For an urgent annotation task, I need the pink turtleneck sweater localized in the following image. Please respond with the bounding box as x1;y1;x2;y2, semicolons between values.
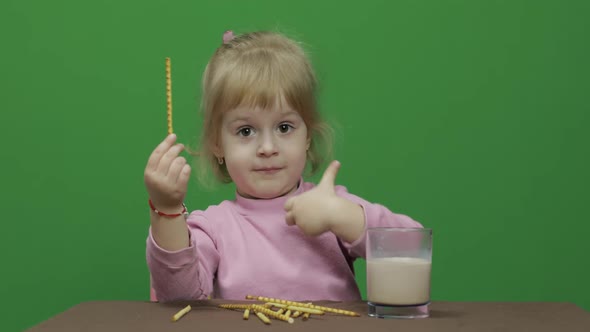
146;181;422;302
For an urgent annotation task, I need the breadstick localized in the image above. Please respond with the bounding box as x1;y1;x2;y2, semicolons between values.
255;312;271;325
171;305;191;322
302;302;312;320
219;304;252;310
273;302;318;316
243;308;250;320
287;305;324;315
246;295;361;317
165;57;173;135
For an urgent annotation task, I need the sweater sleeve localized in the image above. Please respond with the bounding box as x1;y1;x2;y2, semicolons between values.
145;211;220;302
334;185;423;258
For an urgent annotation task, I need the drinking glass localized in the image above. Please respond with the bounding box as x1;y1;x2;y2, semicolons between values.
366;227;432;318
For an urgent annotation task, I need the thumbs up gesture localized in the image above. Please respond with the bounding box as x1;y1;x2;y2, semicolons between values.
284;161;364;239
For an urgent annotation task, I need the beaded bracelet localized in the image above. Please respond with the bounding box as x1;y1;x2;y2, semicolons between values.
148;199;187;217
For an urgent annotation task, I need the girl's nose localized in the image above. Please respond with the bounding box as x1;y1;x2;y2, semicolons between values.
257;132;279;157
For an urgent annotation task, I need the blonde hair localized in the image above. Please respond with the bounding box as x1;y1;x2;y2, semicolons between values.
194;31;332;186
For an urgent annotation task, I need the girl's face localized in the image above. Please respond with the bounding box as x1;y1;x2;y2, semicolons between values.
218;99;310;199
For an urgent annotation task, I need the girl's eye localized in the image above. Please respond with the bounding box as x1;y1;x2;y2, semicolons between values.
238;127;253;137
278;123;293;133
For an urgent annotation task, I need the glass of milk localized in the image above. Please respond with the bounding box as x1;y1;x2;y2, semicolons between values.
366;227;432;318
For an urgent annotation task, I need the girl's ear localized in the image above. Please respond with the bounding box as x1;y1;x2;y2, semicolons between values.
212;146;224;158
306;137;311;151
211;142;224;158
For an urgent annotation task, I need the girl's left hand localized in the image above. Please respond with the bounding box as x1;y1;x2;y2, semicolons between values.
284;161;352;236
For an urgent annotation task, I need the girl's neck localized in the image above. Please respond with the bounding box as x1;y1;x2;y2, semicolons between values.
236;182;299;200
233;178;305;214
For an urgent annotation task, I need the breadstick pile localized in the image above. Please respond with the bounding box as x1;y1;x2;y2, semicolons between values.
170;295;362;324
217;295;361;325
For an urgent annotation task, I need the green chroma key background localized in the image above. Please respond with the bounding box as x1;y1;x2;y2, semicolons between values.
1;0;588;330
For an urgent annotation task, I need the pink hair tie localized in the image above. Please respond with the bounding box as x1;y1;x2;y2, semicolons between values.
223;30;235;44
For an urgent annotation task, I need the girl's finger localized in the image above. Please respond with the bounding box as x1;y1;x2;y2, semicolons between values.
156;143;184;174
284;197;295;212
167;156;187;180
285;211;296;226
177;164;192;188
146;134;176;172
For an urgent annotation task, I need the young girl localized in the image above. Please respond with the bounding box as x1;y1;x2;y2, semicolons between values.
144;30;422;302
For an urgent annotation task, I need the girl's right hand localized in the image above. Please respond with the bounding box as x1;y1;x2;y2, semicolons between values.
144;134;191;213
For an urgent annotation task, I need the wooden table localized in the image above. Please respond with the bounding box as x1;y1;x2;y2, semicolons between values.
26;300;590;331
